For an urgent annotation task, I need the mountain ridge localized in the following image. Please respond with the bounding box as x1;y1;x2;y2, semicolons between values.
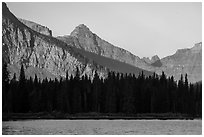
59;24;155;72
2;2;107;79
2;2;202;83
59;23;202;83
18;18;52;36
2;3;152;80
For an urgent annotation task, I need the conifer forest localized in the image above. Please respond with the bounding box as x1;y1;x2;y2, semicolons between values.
2;63;202;117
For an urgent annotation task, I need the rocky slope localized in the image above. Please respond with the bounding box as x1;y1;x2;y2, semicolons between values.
2;3;105;80
58;24;202;83
57;24;154;72
58;24;201;83
158;42;202;83
18;18;52;36
2;3;151;80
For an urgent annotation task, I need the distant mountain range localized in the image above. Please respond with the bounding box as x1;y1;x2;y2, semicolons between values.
2;2;202;83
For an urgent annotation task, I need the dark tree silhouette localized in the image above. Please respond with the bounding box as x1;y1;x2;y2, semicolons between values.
2;65;202;118
2;61;10;112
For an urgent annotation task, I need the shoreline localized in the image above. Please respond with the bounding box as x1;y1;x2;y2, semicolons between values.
3;112;201;121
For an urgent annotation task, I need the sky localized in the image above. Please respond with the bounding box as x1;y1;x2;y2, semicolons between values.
6;2;202;58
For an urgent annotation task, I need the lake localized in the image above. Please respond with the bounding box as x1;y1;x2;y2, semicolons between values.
2;119;202;135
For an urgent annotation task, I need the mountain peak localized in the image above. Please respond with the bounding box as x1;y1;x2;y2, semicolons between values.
151;55;160;62
77;24;89;29
142;55;160;64
2;2;8;10
70;24;91;37
150;55;161;67
75;24;90;32
191;42;202;52
2;2;11;17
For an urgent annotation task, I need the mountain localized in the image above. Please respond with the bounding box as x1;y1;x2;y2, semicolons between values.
157;42;202;83
141;43;202;83
151;60;162;67
2;3;201;83
142;57;152;64
18;18;52;36
2;3;104;79
151;55;160;63
58;24;201;83
2;3;152;80
142;55;161;67
58;23;202;83
149;55;162;67
57;24;155;72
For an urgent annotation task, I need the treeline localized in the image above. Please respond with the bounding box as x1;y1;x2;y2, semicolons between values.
2;63;202;117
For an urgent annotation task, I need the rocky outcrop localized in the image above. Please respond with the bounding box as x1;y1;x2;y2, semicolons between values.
151;55;160;63
150;55;162;67
142;55;161;66
18;18;52;36
142;57;151;64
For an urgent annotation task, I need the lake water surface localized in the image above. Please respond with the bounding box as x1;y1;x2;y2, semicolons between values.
2;119;202;135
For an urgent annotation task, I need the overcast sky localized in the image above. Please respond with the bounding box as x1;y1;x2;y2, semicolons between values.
7;2;202;58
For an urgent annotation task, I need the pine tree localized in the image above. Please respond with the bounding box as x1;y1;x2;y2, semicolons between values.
19;64;26;85
2;61;10;112
92;70;101;112
19;64;29;112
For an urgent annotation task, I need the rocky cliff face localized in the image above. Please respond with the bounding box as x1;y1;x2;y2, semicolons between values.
2;3;152;80
2;3;108;80
18;18;52;36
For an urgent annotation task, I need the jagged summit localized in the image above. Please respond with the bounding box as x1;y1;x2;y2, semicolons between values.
74;24;90;32
151;55;160;63
142;55;160;64
77;24;89;29
70;24;91;37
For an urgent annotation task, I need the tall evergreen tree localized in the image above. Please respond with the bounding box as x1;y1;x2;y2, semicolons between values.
2;61;10;113
19;64;29;112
